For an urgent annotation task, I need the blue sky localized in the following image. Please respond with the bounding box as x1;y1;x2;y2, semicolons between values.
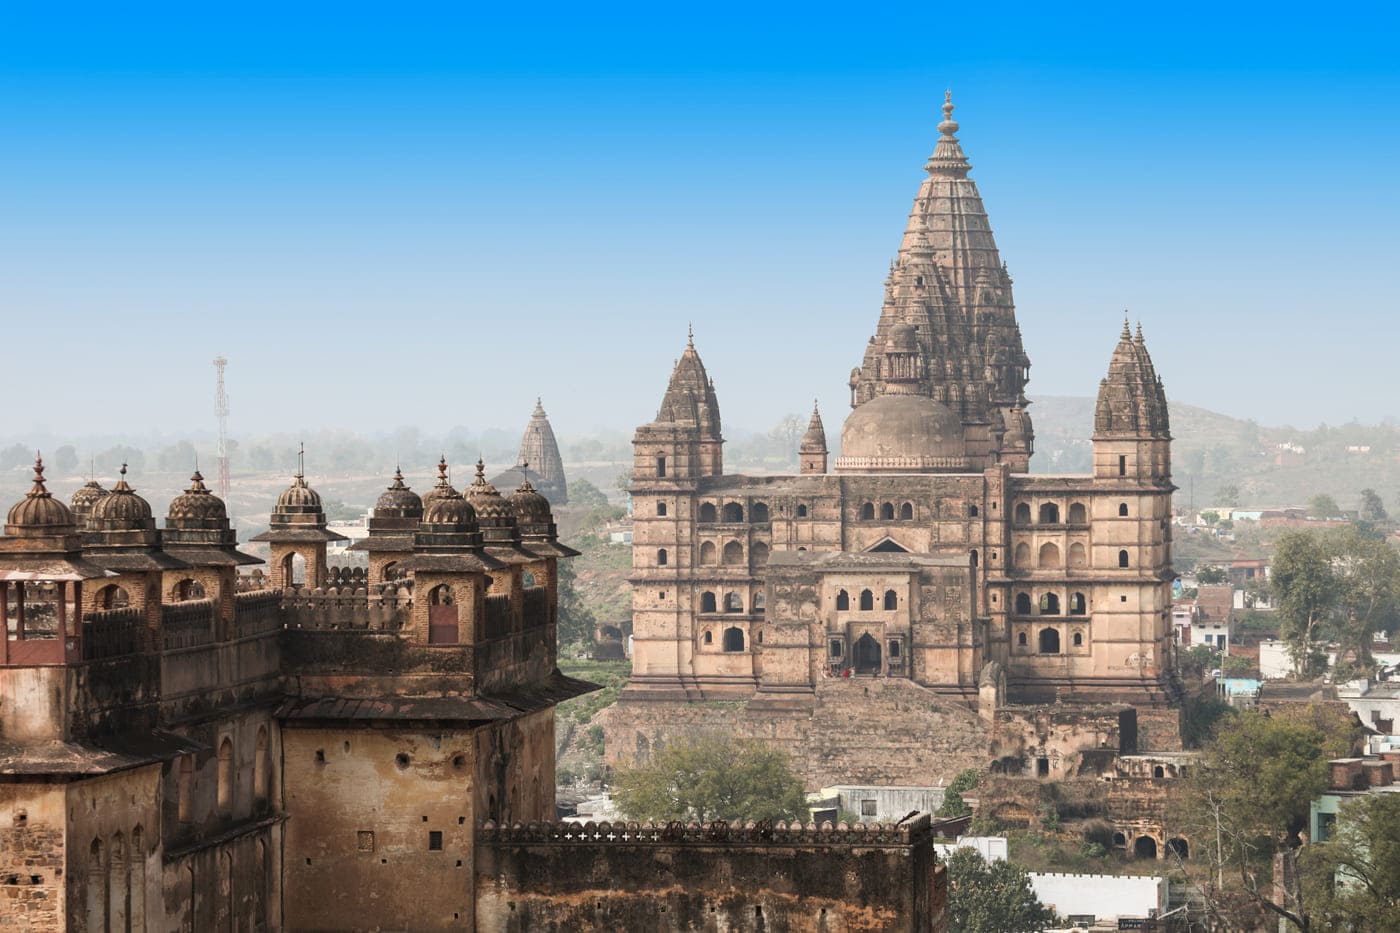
1;3;1397;442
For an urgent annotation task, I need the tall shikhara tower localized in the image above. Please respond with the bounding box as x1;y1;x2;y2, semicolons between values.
849;92;1033;471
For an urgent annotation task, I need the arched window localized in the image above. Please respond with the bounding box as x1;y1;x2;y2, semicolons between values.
1068;502;1087;524
177;755;193;822
1072;632;1083;647
97;584;130;609
130;826;145;930
217;737;234;812
700;592;717;613
1119;502;1129;517
173;578;206;601
860;502;875;520
1118;455;1127;477
900;502;914;520
1068;542;1087;568
1134;836;1157;859
699;502;717;523
87;839;106;933
796;504;809;518
1017;632;1027;647
657;548;668;566
283;551;307;587
1119;549;1130;568
752;503;770;523
656;455;667;478
836;590;850;611
254;726;269;802
883;590;897;610
751;542;770;567
523;570;537;587
699;541;717;565
722;502;744;522
756;628;763;644
1039;628;1061;654
753;593;765;613
970;549;979;568
1167;838;1189;860
722;627;745;652
970;504;979;517
1039;593;1061;615
1014;542;1031;567
880;502;896;520
657;502;667;516
859;589;874;611
1038;503;1060;524
1013;503;1032;525
724;592;743;613
1015;592;1032;615
722;541;744;566
1069;592;1087;615
703;630;713;644
1038;542;1061;569
109;832;128;933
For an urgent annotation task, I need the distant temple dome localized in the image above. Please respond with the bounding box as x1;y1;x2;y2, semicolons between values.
836;393;968;473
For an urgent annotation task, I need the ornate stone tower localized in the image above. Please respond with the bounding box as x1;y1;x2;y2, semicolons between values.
250;455;347;589
799;401;828;475
514;399;569;504
349;466;423;584
848;92;1033;471
1094;320;1172;485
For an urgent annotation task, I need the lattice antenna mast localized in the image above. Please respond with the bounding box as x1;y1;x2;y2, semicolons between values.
213;356;231;501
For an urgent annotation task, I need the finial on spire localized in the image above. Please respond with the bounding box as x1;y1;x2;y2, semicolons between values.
437;455;448;483
475;457;486;481
1135;321;1145;342
1121;312;1132;339
522;459;530;472
687;322;694;347
120;462;127;478
296;442;305;478
939;90;958;136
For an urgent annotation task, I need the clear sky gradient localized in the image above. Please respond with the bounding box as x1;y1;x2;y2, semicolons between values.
2;3;1397;445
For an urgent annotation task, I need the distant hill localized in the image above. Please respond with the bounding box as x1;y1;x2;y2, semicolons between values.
1031;395;1400;515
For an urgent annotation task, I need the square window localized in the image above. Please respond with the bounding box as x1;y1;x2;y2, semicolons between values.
428;831;443;851
357;831;375;852
860;799;877;817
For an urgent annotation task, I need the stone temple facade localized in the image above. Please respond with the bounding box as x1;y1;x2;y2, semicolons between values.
608;96;1180;783
1;454;945;931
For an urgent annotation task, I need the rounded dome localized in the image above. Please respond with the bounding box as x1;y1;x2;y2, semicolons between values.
838;393;966;468
90;466;153;528
421;492;477;530
509;477;552;524
375;468;423;518
70;480;108;512
276;473;322;510
466;459;515;523
167;470;228;522
5;456;74;533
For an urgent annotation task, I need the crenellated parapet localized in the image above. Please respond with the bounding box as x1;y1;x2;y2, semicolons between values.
279;583;412;631
479;814;932;846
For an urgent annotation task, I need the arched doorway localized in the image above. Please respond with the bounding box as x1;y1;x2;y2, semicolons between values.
428;584;458;645
1166;837;1189;860
1134;836;1158;859
1038;628;1061;654
854;633;881;674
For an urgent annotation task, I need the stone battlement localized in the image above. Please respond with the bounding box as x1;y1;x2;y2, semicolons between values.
479;814;931;846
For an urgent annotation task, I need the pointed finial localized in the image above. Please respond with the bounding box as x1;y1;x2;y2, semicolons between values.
437;454;448;483
687;322;694;347
120;462;127;478
939;90;958;136
1135;320;1145;342
475;457;486;481
32;452;45;486
1121;312;1132;339
813;398;820;413
522;459;530;472
296;442;305;478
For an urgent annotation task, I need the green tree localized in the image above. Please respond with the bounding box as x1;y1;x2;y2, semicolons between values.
1302;793;1400;931
1326;524;1400;667
569;479;610;509
51;445;79;474
613;734;807;824
1272;530;1340;675
936;769;980;818
1173;707;1359;930
1196;564;1229;585
556;558;596;646
1309;493;1341;517
945;848;1057;933
1214;484;1241;503
1358;488;1388;523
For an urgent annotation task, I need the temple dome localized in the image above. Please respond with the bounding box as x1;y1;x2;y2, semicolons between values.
70;480;108;514
375;468;423;518
90;466;154;529
509;474;553;524
5;456;75;534
421;492;477;530
167;471;228;522
466;459;515;523
836;393;967;472
276;473;322;511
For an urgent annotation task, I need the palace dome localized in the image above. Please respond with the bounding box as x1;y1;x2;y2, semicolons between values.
90;466;154;529
6;456;74;534
167;470;228;522
836;393;967;472
375;468;423;518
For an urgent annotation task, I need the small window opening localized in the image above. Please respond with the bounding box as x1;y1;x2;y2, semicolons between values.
657;502;667;516
1037;757;1050;777
796;504;808;518
428;831;443;851
859;589;874;611
1118;549;1130;568
836;590;849;611
883;590;897;610
657;548;668;566
1118;455;1126;476
656;455;667;478
1119;502;1129;517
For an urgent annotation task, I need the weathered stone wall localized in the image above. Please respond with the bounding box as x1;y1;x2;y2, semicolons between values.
0;783;65;931
281;727;477;932
603;677;989;790
475;817;946;933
